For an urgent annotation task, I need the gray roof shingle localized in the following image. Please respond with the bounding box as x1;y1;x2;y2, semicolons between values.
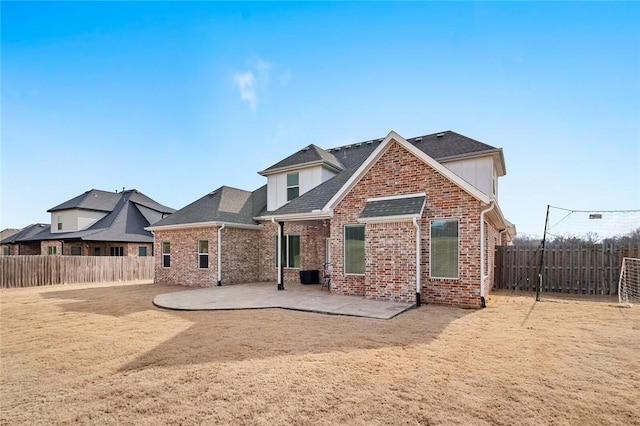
260;144;344;175
360;196;426;219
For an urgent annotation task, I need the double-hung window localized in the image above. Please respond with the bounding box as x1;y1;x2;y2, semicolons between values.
198;240;209;269
110;246;124;256
162;241;171;268
430;219;459;279
344;225;365;274
287;172;299;201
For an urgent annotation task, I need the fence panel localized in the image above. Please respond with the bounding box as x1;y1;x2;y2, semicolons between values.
0;256;155;288
494;243;640;295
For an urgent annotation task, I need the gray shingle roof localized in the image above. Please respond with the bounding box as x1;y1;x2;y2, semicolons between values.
260;144;344;175
150;185;267;228
267;130;500;217
360;196;426;219
12;190;175;244
0;224;50;244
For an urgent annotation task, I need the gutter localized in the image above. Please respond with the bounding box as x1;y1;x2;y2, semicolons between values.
412;217;421;307
217;224;225;286
479;201;496;308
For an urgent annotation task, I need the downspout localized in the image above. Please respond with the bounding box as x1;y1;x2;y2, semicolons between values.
479;201;495;308
271;218;284;290
412;217;421;307
217;224;225;286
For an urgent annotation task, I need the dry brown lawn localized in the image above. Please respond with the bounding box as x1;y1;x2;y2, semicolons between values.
1;281;638;425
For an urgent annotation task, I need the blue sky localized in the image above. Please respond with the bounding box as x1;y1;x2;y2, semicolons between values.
2;1;639;237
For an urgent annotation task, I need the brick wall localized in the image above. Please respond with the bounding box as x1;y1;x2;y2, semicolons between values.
41;241;62;256
220;227;261;284
153;227;219;287
331;140;488;308
365;222;416;302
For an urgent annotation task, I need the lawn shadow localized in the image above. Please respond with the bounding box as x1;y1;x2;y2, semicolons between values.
37;281;474;372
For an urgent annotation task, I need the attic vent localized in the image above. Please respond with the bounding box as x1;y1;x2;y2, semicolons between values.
355;143;362;147
366;141;373;145
345;145;351;149
377;138;383;143
334;147;341;151
436;133;445;138
415;137;422;142
302;147;309;151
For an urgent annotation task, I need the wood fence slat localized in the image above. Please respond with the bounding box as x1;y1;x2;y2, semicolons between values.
494;243;640;295
0;256;154;288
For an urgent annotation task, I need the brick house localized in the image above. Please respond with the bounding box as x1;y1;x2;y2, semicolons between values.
1;189;175;257
148;130;515;308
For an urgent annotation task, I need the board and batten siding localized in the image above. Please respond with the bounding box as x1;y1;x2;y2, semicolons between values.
266;165;337;211
443;157;497;199
51;209;107;233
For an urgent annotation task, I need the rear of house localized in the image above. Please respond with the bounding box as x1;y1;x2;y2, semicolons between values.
148;130;515;308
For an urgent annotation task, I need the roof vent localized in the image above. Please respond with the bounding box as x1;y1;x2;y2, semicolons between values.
302;147;309;151
436;133;445;138
366;141;373;145
345;145;351;149
355;143;362;147
415;137;422;142
334;147;341;151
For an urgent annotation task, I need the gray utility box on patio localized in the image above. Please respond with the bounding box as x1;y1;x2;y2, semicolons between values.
299;270;320;285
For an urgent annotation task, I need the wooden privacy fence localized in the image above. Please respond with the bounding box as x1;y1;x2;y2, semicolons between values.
0;256;155;288
494;243;640;295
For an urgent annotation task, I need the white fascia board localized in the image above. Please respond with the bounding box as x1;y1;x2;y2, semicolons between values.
254;211;332;222
357;214;420;224
145;221;263;232
325;131;491;210
366;192;426;202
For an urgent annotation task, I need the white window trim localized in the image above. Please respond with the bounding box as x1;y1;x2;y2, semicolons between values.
429;218;461;280
198;240;209;269
344;224;365;276
286;172;300;202
162;241;171;268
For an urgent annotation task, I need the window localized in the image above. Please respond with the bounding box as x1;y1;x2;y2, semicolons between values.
71;246;82;256
430;219;459;279
162;242;170;268
198;240;209;269
275;235;300;268
287;172;299;201
3;247;9;255
138;246;147;257
57;215;62;231
344;225;365;274
47;246;57;255
94;247;101;256
110;246;124;256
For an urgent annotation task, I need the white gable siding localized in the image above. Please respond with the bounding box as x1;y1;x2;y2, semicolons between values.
266;165;337;211
51;209;107;233
443;157;496;199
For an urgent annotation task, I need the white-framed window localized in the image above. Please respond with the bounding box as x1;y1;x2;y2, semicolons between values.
430;219;459;279
162;241;170;268
344;225;365;275
287;172;299;201
198;240;209;269
275;235;300;268
47;246;57;255
57;215;62;231
110;246;124;256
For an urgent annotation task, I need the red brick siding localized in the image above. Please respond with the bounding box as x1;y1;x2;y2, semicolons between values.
365;222;416;302
332;140;488;308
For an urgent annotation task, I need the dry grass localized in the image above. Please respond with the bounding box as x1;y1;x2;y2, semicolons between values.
1;281;638;425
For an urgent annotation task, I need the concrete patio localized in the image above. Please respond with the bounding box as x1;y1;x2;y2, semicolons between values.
153;282;414;320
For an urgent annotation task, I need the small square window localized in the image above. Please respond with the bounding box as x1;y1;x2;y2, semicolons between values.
138;247;147;257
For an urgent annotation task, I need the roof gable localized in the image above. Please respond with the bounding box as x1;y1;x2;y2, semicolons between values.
259;144;344;176
325;131;491;212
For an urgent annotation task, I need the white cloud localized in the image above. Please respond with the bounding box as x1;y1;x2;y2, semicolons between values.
233;71;257;111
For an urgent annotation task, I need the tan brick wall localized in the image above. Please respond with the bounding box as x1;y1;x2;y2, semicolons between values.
331;140;489;308
153;227;219;287
41;241;62;256
220;227;261;284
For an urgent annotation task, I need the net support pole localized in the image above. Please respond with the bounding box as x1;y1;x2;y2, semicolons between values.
536;205;550;301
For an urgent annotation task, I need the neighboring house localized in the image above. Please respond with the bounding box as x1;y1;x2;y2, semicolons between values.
1;189;175;257
147;130;516;308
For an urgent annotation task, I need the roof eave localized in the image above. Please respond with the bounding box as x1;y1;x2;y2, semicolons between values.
145;221;263;232
254;211;332;222
258;160;343;177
